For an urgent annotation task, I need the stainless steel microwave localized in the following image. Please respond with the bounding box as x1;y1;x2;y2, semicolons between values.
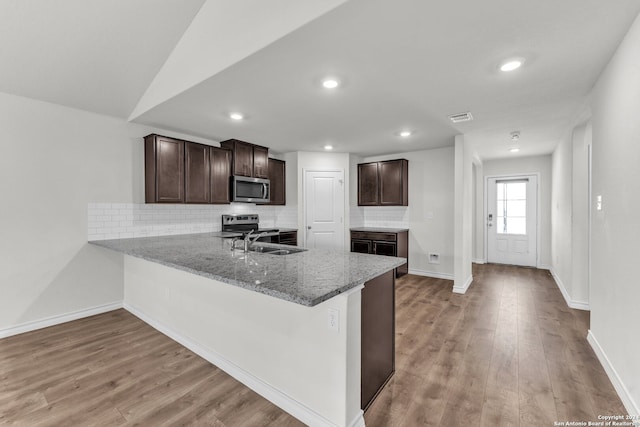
232;175;270;203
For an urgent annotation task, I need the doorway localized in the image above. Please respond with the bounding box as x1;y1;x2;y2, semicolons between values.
303;169;345;250
486;175;538;267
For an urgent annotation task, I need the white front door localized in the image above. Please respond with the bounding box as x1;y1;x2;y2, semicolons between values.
304;170;345;250
487;175;537;267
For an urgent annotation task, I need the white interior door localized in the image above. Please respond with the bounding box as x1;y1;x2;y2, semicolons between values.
304;170;344;250
487;175;537;267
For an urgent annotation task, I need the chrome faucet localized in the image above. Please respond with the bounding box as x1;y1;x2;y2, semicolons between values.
231;230;269;253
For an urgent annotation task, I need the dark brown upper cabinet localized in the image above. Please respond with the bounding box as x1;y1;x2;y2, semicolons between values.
253;146;269;179
145;134;184;203
144;134;233;205
358;162;379;205
220;139;269;178
265;158;286;205
357;159;408;206
185;142;211;204
210;147;232;204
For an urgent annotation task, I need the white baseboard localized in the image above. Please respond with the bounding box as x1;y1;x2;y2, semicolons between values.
549;268;590;311
538;263;551;270
452;274;473;294
124;302;349;427
408;269;454;280
587;330;639;416
472;258;486;264
348;411;365;427
0;301;123;339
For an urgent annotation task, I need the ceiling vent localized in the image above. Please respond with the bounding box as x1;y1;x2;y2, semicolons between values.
448;112;474;123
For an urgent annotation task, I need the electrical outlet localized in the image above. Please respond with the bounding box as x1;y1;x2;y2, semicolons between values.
429;253;440;264
328;308;340;332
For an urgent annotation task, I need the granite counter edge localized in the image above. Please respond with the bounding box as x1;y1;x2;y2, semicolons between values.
89;240;404;307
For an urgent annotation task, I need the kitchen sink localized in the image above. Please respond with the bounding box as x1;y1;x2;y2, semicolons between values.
250;246;307;255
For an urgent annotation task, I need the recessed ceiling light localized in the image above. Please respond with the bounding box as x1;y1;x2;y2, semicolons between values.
324;144;334;150
399;130;412;137
500;58;525;72
509;148;520;153
229;112;244;120
322;79;339;89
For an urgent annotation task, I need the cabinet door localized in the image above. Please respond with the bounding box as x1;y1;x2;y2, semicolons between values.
379;159;408;206
253;146;269;179
351;239;372;254
146;135;184;203
210;147;231;204
372;240;397;257
361;270;395;410
233;141;254;177
267;158;285;205
185;142;210;204
396;230;408;276
358;162;379;206
278;231;297;246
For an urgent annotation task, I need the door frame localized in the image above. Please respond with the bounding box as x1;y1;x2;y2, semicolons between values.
484;173;541;268
302;168;346;249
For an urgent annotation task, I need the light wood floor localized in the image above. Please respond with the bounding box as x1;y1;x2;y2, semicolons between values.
0;310;304;426
365;263;626;427
0;264;625;426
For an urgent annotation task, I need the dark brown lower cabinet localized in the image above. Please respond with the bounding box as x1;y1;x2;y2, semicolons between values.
350;230;408;277
278;231;297;246
361;269;395;411
351;239;372;254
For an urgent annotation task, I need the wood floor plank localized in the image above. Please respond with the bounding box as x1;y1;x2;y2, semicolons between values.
1;264;628;426
480;279;519;427
367;264;625;427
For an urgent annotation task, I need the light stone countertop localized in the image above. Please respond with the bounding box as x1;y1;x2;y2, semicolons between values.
90;233;405;307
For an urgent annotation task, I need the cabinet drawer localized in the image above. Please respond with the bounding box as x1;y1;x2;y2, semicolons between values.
373;241;397;257
351;231;397;242
351;239;372;254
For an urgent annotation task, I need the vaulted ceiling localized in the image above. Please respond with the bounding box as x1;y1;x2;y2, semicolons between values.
2;0;640;159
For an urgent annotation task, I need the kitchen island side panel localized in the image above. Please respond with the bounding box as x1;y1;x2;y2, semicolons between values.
123;255;363;427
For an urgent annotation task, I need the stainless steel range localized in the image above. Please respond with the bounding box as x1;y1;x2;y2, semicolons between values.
221;214;279;242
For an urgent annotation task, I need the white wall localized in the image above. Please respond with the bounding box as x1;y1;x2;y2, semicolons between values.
551;120;592;309
296;151;351;249
453;136;474;292
0;91;226;334
124;255;362;427
571;122;591;305
0;93;131;332
482;154;552;268
589;11;640;415
361;147;455;279
551;134;574;301
473;161;485;262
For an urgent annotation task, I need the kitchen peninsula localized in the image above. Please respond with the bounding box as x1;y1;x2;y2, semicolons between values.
91;233;405;427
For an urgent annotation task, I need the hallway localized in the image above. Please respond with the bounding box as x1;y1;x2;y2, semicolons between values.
365;264;625;426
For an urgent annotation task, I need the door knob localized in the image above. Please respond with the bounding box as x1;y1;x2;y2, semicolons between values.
307;226;312;230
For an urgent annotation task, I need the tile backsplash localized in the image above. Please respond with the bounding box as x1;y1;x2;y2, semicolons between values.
88;203;298;241
351;206;410;229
